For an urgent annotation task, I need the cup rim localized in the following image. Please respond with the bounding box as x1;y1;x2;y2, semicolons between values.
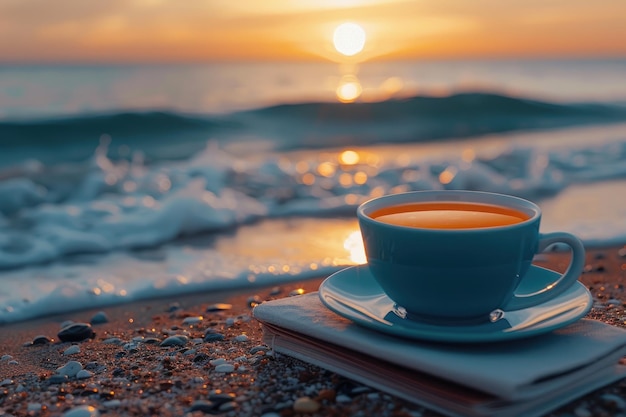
357;190;540;232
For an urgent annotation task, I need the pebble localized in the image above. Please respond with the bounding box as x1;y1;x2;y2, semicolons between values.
57;360;83;377
90;311;109;324
204;333;225;342
48;374;69;384
167;302;181;312
600;393;626;409
32;335;52;345
160;336;187;347
188;400;216;413
76;369;93;379
0;355;12;362
233;334;249;342
60;320;74;328
102;399;121;408
27;403;42;412
574;406;593;417
182;316;203;325
249;345;268;354
210;358;227;366
58;323;95;342
293;397;320;413
214;363;235;373
64;345;81;355
62;405;100;417
0;379;13;386
206;303;232;312
103;337;123;345
209;392;236;404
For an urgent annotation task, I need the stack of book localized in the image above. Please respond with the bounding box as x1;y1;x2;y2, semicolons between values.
253;292;626;417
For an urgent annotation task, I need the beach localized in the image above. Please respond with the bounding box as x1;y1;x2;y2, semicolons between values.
0;244;624;417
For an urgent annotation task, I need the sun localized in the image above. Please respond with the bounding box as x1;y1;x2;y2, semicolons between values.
333;22;366;57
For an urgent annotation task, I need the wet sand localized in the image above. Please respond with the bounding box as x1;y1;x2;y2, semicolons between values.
1;245;625;417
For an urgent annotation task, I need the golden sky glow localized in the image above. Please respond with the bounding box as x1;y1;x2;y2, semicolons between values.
1;0;625;63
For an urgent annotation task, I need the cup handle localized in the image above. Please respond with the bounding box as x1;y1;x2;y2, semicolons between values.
503;232;585;311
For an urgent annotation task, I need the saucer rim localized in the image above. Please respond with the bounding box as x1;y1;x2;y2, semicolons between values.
319;264;592;343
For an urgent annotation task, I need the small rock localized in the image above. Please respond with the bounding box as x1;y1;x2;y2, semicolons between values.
167;302;181;312
64;345;81;355
62;405;100;417
103;337;122;345
204;333;225;342
182;316;203;325
90;311;109;324
0;355;12;362
188;400;215;413
249;345;268;354
208;392;235;404
32;335;52;345
58;323;94;342
48;374;69;384
60;320;74;328
76;370;93;379
601;393;626;410
28;403;42;412
269;286;282;296
0;378;13;386
293;397;320;413
57;360;83;377
210;358;227;366
214;363;235;373
205;303;232;312
103;399;121;408
233;334;249;342
160;336;187;347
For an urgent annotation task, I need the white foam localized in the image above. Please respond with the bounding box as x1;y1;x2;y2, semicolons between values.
1;124;626;323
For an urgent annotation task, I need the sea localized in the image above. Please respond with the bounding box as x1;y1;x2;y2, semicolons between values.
1;58;626;324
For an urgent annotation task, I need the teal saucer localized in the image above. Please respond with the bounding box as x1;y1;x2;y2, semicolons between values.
319;264;592;343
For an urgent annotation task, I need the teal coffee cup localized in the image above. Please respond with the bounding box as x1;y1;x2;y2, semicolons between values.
357;190;585;322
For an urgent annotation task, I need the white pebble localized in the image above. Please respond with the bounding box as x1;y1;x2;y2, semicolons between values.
214;363;235;373
57;360;83;377
63;405;100;417
76;369;93;379
64;345;81;355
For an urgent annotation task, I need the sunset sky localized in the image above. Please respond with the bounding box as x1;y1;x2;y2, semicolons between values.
1;0;625;64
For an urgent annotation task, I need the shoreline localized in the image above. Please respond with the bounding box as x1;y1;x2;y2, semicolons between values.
1;244;625;417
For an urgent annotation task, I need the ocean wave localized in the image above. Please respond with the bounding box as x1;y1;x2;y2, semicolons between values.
1;121;626;270
2;92;625;165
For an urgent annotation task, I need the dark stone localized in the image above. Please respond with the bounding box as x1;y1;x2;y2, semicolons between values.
208;392;236;405
32;335;51;345
48;374;69;384
205;303;232;312
193;353;210;363
188;400;216;413
90;311;109;325
203;333;225;342
57;323;95;342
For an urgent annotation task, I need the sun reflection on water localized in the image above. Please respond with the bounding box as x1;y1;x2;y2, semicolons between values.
344;230;366;264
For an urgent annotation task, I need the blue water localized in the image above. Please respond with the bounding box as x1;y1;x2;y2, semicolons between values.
1;59;625;323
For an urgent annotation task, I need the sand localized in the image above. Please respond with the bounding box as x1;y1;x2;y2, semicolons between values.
1;245;626;417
